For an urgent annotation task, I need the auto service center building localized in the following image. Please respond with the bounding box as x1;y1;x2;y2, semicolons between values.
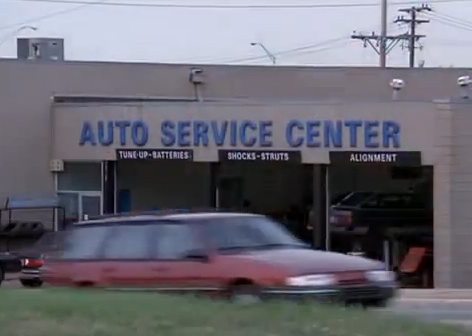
1;59;472;288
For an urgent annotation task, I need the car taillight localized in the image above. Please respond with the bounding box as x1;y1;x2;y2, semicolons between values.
24;258;44;268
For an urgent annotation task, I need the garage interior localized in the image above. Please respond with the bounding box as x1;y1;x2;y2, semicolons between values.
116;161;212;212
328;163;434;288
216;161;316;244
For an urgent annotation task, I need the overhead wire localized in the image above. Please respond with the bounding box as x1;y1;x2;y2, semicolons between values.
220;36;350;64
7;0;472;9
0;0;107;31
213;22;404;65
428;11;472;31
412;10;472;66
424;11;472;32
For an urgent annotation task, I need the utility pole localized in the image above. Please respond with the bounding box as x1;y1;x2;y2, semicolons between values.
394;4;431;68
352;2;430;68
351;31;408;68
352;0;399;68
379;0;388;68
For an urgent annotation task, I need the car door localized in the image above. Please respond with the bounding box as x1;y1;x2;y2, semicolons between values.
151;222;219;294
55;225;111;286
99;223;156;288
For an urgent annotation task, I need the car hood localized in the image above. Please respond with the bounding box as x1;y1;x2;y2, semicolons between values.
235;248;383;274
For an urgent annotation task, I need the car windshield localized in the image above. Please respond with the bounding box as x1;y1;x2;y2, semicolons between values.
201;215;307;253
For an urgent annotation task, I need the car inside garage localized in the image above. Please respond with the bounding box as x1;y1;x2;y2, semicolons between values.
328;151;433;287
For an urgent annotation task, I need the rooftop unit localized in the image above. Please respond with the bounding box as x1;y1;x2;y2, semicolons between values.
17;37;64;61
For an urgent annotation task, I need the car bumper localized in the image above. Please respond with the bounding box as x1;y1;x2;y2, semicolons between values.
261;283;396;304
19;268;41;280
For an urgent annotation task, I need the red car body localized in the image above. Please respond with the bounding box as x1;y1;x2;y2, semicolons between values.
42;212;396;305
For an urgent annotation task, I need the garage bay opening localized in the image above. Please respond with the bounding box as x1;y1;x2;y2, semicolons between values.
216;150;319;246
115;149;213;212
328;151;433;288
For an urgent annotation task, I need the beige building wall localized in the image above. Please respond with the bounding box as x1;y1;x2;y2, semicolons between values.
434;100;472;288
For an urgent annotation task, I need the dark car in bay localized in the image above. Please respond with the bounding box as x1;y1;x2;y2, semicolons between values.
42;211;397;306
330;191;432;231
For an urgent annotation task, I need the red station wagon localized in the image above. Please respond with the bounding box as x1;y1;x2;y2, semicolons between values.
42;211;397;306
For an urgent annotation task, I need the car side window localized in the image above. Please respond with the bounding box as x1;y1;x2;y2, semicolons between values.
154;224;201;260
62;226;110;259
102;224;154;259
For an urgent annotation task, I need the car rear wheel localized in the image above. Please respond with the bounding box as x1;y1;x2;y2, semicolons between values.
229;284;261;304
20;279;43;288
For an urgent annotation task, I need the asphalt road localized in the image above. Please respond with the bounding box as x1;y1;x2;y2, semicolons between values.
383;290;472;328
385;300;472;326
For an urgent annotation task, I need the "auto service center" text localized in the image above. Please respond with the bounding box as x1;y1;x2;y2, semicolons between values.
79;119;402;148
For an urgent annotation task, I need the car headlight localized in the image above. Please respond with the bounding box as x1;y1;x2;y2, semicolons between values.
285;274;337;287
365;270;396;282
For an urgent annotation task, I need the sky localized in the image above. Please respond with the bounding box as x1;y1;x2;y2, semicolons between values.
1;0;472;67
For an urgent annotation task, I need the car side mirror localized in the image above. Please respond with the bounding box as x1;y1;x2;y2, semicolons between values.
184;249;211;262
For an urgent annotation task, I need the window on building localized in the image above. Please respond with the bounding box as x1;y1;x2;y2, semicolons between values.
57;162;102;191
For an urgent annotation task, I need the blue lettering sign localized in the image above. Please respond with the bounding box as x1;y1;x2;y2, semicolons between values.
79;119;401;149
131;121;148;146
364;120;379;148
344;120;362;148
324;120;342;148
383;120;400;148
79;121;96;146
193;120;209;146
79;120;149;147
286;120;304;147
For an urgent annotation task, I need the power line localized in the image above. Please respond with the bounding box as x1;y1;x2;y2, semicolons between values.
220;36;350;64
0;0;106;31
240;41;354;65
431;10;472;28
8;0;472;9
425;11;472;31
216;22;397;65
